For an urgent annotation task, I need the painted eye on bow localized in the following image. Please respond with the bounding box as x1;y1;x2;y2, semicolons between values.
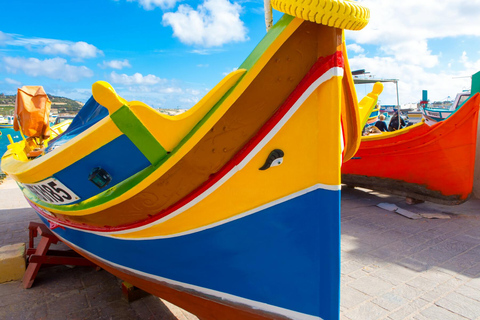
259;149;284;170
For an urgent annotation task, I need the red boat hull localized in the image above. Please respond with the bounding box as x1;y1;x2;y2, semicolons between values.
342;94;480;205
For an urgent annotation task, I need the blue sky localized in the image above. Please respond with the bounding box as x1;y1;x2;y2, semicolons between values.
1;0;480;108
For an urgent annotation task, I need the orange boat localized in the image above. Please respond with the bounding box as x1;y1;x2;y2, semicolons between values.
342;74;480;205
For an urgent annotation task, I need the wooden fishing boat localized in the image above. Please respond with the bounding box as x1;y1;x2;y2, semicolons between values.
343;73;480;205
2;1;376;319
365;104;380;127
0;116;14;129
421;91;470;124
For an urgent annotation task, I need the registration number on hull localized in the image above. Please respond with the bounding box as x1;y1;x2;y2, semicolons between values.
23;178;80;204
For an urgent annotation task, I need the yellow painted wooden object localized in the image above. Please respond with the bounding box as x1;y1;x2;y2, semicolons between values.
340;37;361;162
362;120;425;141
0;243;25;283
5;139;28;162
49;120;72;139
2;118;122;183
115;75;344;238
357;82;384;127
129;69;246;151
92;81;128;114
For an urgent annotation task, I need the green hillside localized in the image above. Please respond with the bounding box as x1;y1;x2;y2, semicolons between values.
0;93;83;116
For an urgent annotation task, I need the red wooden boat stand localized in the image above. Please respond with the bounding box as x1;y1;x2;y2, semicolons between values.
23;221;97;289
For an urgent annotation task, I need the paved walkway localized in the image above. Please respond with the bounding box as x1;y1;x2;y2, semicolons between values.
1;177;479;319
341;187;480;320
0;178;197;320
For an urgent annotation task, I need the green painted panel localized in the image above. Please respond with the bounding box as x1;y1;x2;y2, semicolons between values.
110;106;167;164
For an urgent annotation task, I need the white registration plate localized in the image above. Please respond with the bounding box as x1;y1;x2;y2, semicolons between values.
23;178;80;204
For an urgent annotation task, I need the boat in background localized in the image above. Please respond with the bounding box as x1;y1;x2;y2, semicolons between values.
365;104;380;127
351;71;399;129
0;115;14;129
343;72;480;205
2;1;376;319
421;91;470;124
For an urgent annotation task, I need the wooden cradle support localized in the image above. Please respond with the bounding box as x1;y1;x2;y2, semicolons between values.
23;221;97;289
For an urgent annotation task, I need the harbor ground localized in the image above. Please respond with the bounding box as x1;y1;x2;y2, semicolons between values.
1;177;480;320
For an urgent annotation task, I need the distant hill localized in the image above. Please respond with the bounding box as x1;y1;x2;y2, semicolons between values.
0;93;83;115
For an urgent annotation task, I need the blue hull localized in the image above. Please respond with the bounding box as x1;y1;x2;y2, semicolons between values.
38;187;340;319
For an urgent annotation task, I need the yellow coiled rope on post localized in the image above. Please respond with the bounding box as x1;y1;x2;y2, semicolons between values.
271;0;370;30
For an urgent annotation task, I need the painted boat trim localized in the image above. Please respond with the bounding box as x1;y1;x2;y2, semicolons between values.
33;59;345;235
114;183;338;239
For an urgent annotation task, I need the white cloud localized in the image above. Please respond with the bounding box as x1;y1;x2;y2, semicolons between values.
189;48;225;55
3;57;93;82
99;59;131;69
380;39;438;68
0;31;11;44
109;71;164;85
161;87;182;93
2;35;103;60
346;44;364;54
101;76;208;109
345;0;480;104
459;51;480;74
162;0;248;47
40;41;103;60
127;0;178;10
179;96;201;104
350;0;480;45
222;67;237;76
48;88;92;102
4;78;22;85
191;49;210;55
186;88;201;95
110;85;195;108
349;55;471;105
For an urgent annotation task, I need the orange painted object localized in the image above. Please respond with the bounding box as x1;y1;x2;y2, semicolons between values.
342;93;480;205
14;86;51;139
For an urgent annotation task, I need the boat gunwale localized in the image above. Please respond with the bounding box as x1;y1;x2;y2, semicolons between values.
359;93;480;151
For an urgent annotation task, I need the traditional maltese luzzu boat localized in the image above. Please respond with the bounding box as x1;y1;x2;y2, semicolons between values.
2;1;377;319
343;73;480;205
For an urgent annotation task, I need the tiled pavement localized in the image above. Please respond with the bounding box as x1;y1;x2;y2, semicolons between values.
1;177;480;319
341;187;480;320
0;178;198;320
